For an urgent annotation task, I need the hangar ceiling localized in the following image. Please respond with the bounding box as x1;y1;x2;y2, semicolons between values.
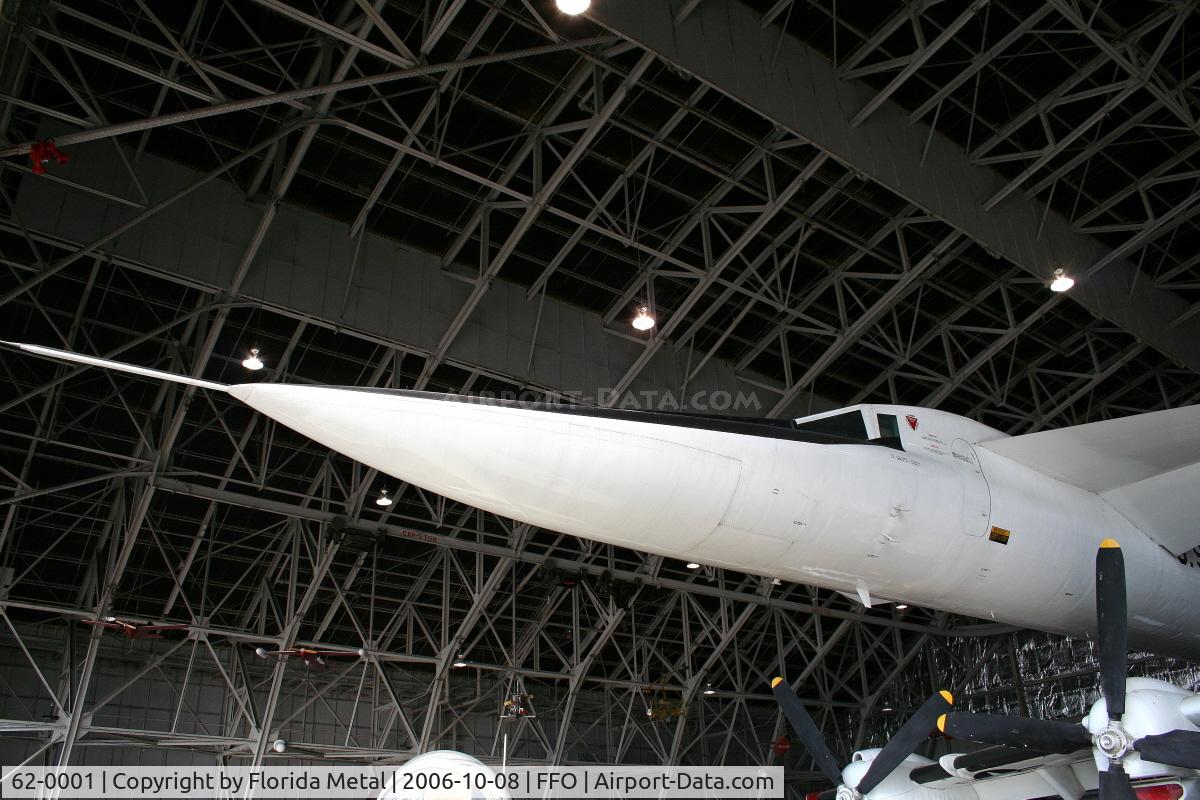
0;0;1197;790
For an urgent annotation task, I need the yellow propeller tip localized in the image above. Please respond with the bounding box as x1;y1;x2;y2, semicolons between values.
1100;538;1121;549
937;713;947;733
939;690;954;704
770;677;783;688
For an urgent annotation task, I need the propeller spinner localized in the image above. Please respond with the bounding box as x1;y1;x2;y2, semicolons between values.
939;540;1200;800
772;677;953;800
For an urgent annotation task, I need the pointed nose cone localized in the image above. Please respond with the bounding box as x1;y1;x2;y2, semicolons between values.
227;384;742;550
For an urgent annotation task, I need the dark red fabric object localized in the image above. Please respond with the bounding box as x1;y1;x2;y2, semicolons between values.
29;139;70;174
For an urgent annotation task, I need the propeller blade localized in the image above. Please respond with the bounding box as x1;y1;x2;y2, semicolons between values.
1096;540;1128;720
949;746;1053;774
1098;761;1136;800
855;690;954;796
770;677;843;786
939;712;1091;754
1134;729;1200;769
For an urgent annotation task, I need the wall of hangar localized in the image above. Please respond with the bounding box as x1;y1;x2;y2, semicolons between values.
10;137;826;418
0;622;780;770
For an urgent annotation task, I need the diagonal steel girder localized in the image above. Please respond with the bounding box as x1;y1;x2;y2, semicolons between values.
590;0;1200;377
423;0;470;55
981;6;1193;208
768;232;963;416
1047;0;1196;130
603;152;829;402
249;524;345;764
0;36;618;159
251;0;416;68
418;553;514;751
760;0;795;28
732;205;923;376
1074;137;1200;230
550;586;628;764
1022;342;1149;433
846;268;1021;405
438;62;594;272
350;6;500;238
921;292;1064;407
850;0;989;127
957;318;1110;426
600;128;788;328
674;170;860;364
837;0;944;77
525;82;712;301
415;52;657;388
49;3;401;765
967;4;1183;163
666;595;760;765
907;4;1054;123
1171;298;1200;329
1086;190;1200;277
983;79;1141;210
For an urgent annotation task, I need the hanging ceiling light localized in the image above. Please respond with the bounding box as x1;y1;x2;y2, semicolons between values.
685;561;700;570
453;653;468;668
375;488;393;507
895;604;909;610
555;0;590;14
241;347;264;371
1049;268;1075;292
702;683;716;696
632;306;656;331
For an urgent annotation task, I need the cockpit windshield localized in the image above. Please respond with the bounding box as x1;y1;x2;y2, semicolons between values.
792;410;868;440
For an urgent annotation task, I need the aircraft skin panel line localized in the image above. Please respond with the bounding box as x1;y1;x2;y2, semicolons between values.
227;383;1200;660
6;342;1200;660
978;404;1200;555
1099;461;1200;556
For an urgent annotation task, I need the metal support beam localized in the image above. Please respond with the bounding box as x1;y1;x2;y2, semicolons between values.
418;52;656;389
0;37;617;159
851;1;988;127
605;152;828;401
588;1;1200;375
769;232;961;415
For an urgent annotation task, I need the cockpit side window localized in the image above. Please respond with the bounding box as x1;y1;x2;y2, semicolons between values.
875;413;905;450
877;413;900;440
793;411;868;440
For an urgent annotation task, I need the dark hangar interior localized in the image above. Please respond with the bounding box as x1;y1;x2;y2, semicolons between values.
0;0;1197;793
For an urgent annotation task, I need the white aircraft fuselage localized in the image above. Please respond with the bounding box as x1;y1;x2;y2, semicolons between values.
223;384;1200;660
